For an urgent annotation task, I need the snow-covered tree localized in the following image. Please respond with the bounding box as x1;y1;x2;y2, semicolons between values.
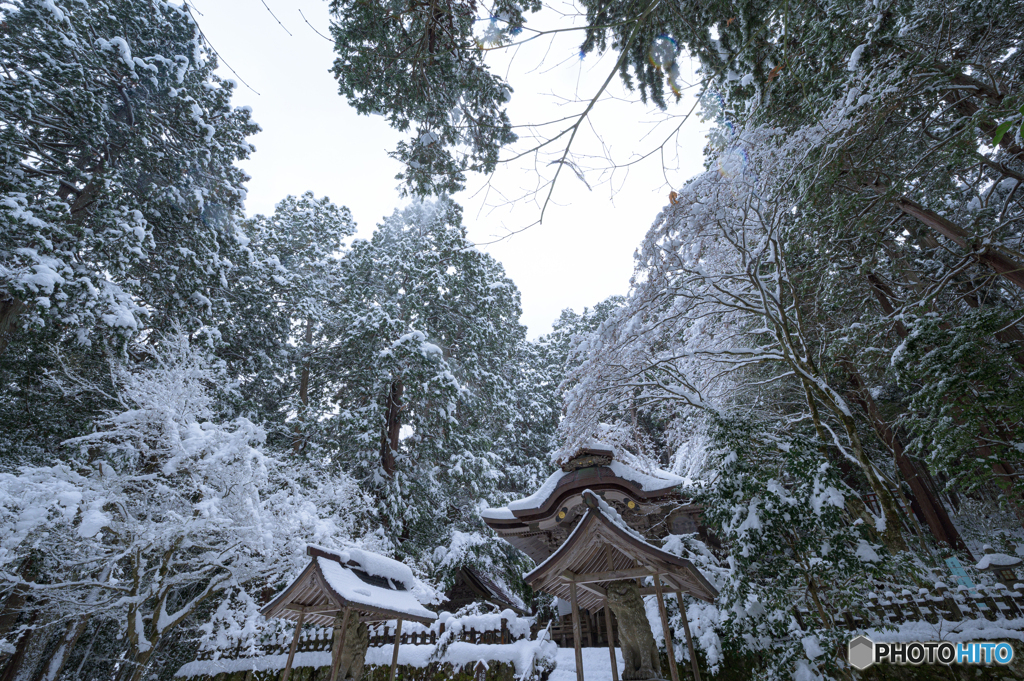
318;198;529;569
215;193;357;446
0;0;257;353
0;333;373;681
327;0;537;195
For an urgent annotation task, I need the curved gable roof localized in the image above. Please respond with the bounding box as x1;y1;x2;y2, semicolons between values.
261;546;437;626
524;491;718;612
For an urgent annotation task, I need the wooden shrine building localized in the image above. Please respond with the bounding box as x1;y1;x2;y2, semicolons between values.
484;446;719;681
443;566;530;616
261;546;436;681
481;445;708;565
527;490;717;681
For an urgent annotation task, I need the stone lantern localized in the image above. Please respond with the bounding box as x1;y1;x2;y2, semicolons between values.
975;544;1023;588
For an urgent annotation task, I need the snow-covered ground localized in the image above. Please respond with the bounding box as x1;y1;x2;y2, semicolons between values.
549;647;627;681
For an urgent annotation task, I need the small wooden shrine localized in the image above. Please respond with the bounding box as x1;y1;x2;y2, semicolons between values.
261;546;436;681
484;445;719;681
443;566;530;616
528;490;717;681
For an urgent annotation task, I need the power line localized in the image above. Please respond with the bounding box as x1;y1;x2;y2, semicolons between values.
259;0;293;37
184;2;261;96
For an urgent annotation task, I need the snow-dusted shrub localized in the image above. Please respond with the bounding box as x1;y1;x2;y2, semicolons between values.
674;415;918;679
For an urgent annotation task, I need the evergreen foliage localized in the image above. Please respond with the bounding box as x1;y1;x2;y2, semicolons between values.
3;0;1024;679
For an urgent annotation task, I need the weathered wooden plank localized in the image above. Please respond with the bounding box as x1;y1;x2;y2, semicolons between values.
561;567;653;584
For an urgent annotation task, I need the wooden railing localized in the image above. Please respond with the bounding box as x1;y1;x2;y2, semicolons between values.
792;583;1024;630
367;621;522;647
196;620;528;661
196;627;334;661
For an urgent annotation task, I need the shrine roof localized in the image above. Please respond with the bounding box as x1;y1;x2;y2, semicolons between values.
261;546;437;626
523;490;718;612
483;460;685;523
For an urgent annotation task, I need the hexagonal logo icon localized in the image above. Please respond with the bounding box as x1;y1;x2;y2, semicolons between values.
848;636;874;670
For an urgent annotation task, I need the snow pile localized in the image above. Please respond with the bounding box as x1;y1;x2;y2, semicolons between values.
548;647;625;681
364;634;556;679
433;609;534;641
318;558;436;621
310;544;416;589
176;652;332;677
976;553;1022;570
864;616;1024;643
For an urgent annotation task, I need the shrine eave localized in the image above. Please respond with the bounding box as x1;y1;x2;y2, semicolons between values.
261;546;437;627
524;490;719;612
483;461;695;527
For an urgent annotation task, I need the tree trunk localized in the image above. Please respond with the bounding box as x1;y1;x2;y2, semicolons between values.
0;296;26;357
0;617;44;681
34;616;90;681
890;195;1024;291
380;379;403;477
867;272;1024;527
844;364;971;555
293;317;314;455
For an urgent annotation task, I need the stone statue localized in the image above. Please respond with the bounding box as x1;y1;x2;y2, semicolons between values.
605;580;662;680
332;610;369;681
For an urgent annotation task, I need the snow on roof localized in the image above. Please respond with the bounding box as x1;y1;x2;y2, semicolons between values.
308;544;416;590
590;489;645;542
522;502;593;581
468;568;529;614
607;461;684;493
480;506;516;520
507;469;566;511
976;553;1023;570
317;557;436;622
504;461;682;513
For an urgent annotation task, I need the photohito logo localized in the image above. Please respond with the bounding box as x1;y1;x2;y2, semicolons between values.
848;636;1015;670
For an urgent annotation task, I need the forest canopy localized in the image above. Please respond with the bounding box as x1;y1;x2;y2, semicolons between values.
1;0;1023;680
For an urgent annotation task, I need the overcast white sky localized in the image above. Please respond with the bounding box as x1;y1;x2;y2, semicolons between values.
191;0;710;336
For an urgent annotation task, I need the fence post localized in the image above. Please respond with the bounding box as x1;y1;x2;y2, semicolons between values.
867;593;886;624
936;584;963;621
979;586;1000;621
997;584;1022;618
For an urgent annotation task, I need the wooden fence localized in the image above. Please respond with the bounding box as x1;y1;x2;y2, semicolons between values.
196;582;1024;662
366;621;525;647
792;582;1024;630
196;620;527;661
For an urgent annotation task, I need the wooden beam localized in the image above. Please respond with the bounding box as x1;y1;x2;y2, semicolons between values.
653;575;679;681
561;567;653;584
284;604;345;615
389;619;403;681
328;607;350;681
603;606;619;681
279;611;305;681
576;581;607;599
604;546;619;681
569;581;585;681
676;591;702;681
637;582;700;597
